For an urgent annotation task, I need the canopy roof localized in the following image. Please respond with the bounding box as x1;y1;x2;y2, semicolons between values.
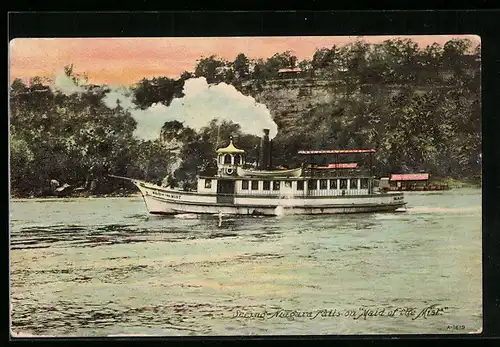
309;163;358;169
298;149;376;155
391;173;429;181
326;163;358;169
278;67;302;73
216;138;245;154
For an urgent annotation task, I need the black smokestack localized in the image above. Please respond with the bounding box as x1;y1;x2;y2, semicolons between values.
269;139;272;169
259;129;271;170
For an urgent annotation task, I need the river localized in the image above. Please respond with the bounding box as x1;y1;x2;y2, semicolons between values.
9;188;482;336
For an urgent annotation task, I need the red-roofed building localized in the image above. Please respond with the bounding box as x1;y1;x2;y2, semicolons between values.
389;173;429;190
390;173;429;181
386;173;449;191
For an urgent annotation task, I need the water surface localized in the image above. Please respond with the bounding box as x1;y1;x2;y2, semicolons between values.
9;189;482;336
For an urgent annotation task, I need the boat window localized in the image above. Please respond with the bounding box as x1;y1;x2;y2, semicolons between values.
284;181;292;188
320;179;328;190
297;181;304;191
273;181;280;190
350;179;358;189
205;179;212;189
330;179;338;189
224;154;232;164
263;181;271;190
340;179;348;189
308;179;317;190
235;154;242;165
242;180;249;190
251;180;259;190
361;178;369;189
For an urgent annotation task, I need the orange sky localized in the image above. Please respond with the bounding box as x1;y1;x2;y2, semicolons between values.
9;35;480;86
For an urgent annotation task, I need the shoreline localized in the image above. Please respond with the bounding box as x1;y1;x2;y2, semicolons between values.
10;192;143;200
9;185;481;200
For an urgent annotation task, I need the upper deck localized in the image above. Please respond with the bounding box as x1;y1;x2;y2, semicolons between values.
208;133;379;198
197;175;377;197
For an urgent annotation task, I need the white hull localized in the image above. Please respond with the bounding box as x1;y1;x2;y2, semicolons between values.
132;180;406;216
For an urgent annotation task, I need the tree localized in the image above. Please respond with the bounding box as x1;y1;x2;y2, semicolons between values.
250;58;266;80
233;53;250;80
10;74;142;196
443;38;473;57
339;41;371;81
9;135;35;195
311;45;340;70
132;77;185;110
418;43;444;84
160;120;197;147
10;78;27;94
265;51;299;77
126;140;177;185
64;64;88;85
194;55;228;84
10;38;482;197
366;39;420;84
298;59;312;71
180;71;194;80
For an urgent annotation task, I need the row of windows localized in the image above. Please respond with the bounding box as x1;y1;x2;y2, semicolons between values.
218;154;244;165
238;178;369;191
308;178;369;190
241;180;293;191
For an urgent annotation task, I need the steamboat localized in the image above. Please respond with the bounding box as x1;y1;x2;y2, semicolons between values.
110;129;406;216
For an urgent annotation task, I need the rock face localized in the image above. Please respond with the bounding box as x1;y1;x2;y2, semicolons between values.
242;78;339;127
241;78;383;129
240;77;453;129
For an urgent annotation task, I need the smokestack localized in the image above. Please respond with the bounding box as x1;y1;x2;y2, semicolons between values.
269;139;272;169
259;129;271;170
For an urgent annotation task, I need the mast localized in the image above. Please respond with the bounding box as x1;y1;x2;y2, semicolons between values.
215;123;221;151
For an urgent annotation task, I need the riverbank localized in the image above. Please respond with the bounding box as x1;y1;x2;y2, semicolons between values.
10;178;481;200
431;177;481;189
10;191;142;200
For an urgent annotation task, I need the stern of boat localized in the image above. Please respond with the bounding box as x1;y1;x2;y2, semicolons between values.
389;191;407;210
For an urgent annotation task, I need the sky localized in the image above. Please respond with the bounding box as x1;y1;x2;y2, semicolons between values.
9;35;480;87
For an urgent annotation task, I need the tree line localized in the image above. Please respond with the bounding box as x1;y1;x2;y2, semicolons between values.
9;38;481;197
9;73;258;196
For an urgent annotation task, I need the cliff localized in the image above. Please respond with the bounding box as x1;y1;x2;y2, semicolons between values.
243;77;470;130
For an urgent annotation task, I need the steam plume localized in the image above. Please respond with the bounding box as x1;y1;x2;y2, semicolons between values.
103;77;278;141
51;72;85;95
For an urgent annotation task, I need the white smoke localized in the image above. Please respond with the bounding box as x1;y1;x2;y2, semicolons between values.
51;71;86;95
102;87;136;109
162;157;183;184
103;77;278;141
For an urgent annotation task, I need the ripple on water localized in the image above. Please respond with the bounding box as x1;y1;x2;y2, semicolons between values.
9;192;482;336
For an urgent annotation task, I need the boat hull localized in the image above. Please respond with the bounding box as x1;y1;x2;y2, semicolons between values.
133;180;406;216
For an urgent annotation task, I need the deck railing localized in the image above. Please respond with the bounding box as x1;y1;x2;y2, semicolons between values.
306;189;369;197
235;188;370;197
